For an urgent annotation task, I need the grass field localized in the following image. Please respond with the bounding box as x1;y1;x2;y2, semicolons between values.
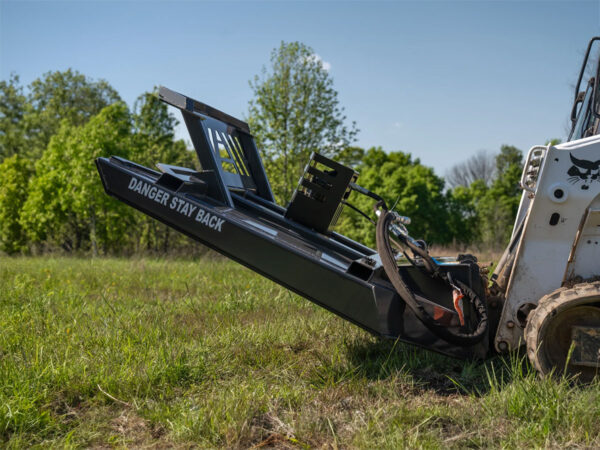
2;256;600;448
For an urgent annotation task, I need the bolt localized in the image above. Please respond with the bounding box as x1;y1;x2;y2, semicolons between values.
498;341;509;352
507;321;515;329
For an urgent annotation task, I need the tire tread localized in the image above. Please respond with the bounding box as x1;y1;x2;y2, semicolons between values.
525;281;600;376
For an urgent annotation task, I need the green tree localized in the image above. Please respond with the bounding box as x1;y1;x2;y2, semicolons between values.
449;145;524;248
248;41;358;203
131;90;194;169
336;147;451;247
481;146;523;246
21;103;135;254
0;155;33;254
24;69;120;158
495;145;523;178
133;90;177;140
337;146;365;167
445;183;480;245
0;74;28;161
131;90;196;253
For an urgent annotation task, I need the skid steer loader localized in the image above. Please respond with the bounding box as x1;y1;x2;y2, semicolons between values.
96;37;600;381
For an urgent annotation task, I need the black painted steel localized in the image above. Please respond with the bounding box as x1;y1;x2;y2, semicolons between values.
285;153;358;233
569;37;600;140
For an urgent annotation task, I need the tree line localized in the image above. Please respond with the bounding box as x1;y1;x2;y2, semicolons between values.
245;42;538;250
0;42;547;255
0;70;195;255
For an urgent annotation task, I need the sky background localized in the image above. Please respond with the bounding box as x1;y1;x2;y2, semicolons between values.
2;0;600;176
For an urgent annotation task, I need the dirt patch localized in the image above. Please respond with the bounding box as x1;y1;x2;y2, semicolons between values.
247;412;298;449
111;412;149;436
111;411;167;447
411;368;464;396
563;276;600;289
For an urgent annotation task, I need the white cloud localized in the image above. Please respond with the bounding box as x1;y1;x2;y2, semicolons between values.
307;53;331;71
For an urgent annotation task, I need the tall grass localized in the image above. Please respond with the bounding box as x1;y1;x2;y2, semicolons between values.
1;257;599;448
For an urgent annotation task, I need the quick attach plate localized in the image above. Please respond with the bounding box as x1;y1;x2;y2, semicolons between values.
285;153;358;233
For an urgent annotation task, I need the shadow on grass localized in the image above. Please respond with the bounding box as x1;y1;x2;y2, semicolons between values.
340;337;528;397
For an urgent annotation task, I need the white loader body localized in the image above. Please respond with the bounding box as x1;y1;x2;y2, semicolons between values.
496;136;600;350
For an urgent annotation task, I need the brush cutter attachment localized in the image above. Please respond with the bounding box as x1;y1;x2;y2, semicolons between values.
96;86;494;360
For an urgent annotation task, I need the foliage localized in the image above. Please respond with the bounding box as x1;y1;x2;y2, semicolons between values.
449;145;524;248
0;69;121;163
0;155;33;254
130;90;196;253
335;144;526;250
336;147;454;247
546;138;562;146
0;74;28;161
24;69;121;158
336;145;365;167
0;76;196;255
445;183;480;245
0;62;530;254
248;41;358;203
20;103;136;254
131;90;195;169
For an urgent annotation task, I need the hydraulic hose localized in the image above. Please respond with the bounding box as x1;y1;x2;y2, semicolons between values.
376;209;488;346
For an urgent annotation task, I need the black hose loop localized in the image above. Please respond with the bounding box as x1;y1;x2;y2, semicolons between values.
376;210;488;346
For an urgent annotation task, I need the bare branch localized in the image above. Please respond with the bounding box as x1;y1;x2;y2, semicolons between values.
446;150;496;188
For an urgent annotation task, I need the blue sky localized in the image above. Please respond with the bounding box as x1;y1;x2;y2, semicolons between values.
1;0;599;175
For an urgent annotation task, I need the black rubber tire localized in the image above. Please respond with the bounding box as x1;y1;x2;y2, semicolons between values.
525;281;600;382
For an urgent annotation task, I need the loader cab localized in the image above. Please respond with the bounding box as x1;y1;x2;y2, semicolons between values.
570;78;598;141
569;37;600;141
